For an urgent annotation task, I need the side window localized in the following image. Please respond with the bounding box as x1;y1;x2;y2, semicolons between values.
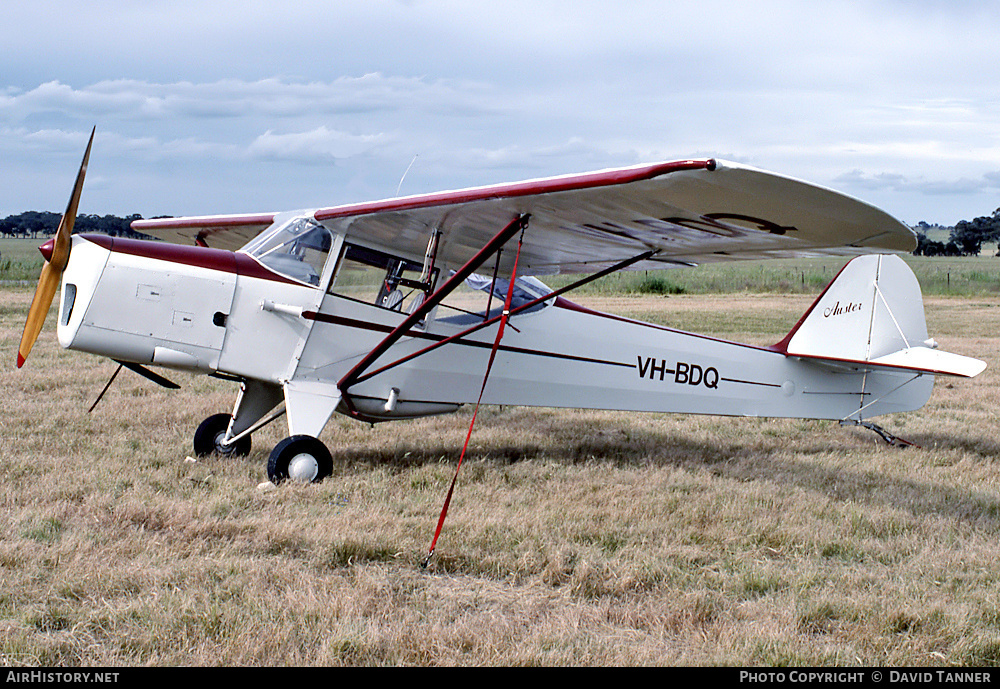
434;273;554;326
331;243;435;313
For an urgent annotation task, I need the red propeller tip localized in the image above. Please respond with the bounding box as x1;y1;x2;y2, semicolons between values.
16;352;25;369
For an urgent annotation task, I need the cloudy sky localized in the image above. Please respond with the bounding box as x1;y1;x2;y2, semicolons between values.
2;1;997;226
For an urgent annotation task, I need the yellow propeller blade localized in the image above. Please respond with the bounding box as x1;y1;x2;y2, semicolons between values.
17;261;61;368
16;127;95;368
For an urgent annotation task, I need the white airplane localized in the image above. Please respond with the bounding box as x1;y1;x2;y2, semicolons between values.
17;129;986;486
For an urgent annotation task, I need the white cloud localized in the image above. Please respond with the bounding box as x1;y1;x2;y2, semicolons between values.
836;169;1000;196
1;76;494;121
248;126;389;162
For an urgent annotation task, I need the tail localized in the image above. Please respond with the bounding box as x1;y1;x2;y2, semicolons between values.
773;254;985;378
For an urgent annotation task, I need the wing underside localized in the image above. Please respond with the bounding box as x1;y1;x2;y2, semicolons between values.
131;159;916;275
131;213;277;251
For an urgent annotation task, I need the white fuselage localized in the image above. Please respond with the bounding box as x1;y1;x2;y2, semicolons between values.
56;233;934;438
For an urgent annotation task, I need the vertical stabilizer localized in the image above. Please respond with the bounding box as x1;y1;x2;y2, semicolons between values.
775;254;984;378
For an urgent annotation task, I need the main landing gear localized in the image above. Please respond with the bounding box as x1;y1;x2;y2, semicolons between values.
266;435;333;484
192;413;334;485
193;413;252;457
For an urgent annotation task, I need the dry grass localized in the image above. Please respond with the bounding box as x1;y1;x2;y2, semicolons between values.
2;285;1000;666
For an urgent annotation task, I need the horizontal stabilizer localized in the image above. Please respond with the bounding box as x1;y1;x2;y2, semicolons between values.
868;347;986;378
775;254;985;378
796;346;987;378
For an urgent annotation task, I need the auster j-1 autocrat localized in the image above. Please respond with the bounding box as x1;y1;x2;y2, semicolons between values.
17;128;986;485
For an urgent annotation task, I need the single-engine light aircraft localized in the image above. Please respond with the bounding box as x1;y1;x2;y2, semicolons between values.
18;129;986;485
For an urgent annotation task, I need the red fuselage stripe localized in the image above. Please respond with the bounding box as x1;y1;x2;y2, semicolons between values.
80;234;301;285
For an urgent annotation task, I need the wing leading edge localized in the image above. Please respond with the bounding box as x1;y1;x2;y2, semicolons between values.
131;212;277;251
131;159;916;275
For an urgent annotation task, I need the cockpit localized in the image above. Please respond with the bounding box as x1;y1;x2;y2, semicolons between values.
241;213;555;323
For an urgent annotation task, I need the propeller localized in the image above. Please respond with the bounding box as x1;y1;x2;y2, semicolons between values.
17;126;95;369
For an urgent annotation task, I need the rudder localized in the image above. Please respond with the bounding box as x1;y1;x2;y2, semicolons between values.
774;254;984;378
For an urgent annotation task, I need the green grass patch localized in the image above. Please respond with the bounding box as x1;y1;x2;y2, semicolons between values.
551;255;1000;297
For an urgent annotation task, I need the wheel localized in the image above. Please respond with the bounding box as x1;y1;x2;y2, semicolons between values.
267;435;333;484
193;413;252;457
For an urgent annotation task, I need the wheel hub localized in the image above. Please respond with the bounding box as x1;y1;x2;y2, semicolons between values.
213;431;232;454
287;453;319;482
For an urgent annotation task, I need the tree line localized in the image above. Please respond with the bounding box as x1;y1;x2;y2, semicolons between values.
0;212;149;239
913;208;1000;256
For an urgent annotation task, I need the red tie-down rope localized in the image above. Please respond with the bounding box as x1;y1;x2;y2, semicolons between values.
422;230;525;568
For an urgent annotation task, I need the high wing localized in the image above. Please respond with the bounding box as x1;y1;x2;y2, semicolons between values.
131;212;277;251
132;158;915;275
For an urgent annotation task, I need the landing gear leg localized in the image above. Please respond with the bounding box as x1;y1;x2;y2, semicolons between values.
193;380;287;458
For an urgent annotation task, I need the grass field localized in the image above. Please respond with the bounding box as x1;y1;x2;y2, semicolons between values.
2;250;1000;666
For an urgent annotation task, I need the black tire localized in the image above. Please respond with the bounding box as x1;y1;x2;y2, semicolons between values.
193;413;252;457
267;435;333;484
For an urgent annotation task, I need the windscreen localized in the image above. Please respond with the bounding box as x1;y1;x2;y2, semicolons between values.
245;217;333;286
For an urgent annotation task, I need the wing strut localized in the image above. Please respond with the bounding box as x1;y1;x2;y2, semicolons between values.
347;248;658;388
337;213;531;403
423;225;527;568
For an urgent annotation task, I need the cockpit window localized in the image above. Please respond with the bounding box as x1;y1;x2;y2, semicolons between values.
246;217;333;286
330;242;436;313
463;273;552;312
434;273;553;326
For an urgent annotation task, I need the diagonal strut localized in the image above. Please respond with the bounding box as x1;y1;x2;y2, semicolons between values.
338;213;531;396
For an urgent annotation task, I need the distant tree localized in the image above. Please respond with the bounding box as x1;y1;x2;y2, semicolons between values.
953;228;983;256
912;210;1000;257
0;212;146;239
75;213;146;237
913;225;951;256
950;208;1000;256
18;211;61;238
0;216;16;238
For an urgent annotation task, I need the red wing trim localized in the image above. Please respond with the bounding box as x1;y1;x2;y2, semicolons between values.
314;159;716;221
130;213;276;232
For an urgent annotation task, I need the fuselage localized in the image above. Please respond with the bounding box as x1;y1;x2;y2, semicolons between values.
56;224;934;433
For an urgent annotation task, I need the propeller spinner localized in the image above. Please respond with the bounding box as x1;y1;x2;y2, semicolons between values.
17;127;95;369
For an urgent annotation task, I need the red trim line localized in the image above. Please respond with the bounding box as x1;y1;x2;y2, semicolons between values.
315;159;716;221
552;297;777;354
130;213;276;232
80;234;301;285
767;258;856;354
302;306;635;371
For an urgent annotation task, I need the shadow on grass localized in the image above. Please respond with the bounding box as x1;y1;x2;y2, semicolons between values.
329;412;1000;529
